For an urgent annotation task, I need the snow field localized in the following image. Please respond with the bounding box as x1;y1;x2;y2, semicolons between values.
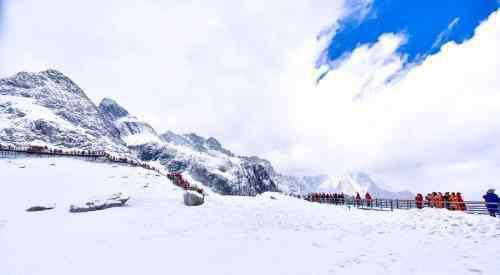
1;157;499;275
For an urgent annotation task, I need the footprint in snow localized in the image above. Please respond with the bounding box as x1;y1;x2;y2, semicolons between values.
312;241;322;248
466;268;483;274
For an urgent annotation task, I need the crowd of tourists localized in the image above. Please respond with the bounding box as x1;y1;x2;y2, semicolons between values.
306;192;346;204
304;189;499;217
306;192;376;207
414;192;466;211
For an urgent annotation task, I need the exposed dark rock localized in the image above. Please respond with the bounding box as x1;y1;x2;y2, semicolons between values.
183;191;204;206
26;205;55;212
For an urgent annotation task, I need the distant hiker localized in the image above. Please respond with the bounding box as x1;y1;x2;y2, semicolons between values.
450;192;458;210
444;192;451;209
425;193;433;207
436;192;444;208
365;192;373;207
483;189;500;217
415;193;424;209
456;192;466;211
431;192;438;208
355;193;361;207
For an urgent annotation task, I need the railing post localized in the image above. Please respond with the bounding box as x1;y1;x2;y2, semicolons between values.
390;200;393;211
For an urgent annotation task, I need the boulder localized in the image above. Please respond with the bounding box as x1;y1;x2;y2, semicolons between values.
26;204;55;212
183;191;204;206
70;193;130;213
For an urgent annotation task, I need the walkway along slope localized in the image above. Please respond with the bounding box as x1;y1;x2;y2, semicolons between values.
0;144;204;195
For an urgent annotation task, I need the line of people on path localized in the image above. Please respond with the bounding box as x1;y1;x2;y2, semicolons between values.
306;193;346;204
306;192;375;207
416;192;466;211
167;173;204;195
304;188;499;218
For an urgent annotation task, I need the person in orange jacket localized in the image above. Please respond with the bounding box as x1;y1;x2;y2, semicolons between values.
415;193;424;209
436;192;444;208
449;192;458;210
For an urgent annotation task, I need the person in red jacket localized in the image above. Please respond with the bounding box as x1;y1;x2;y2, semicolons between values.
456;192;466;211
365;192;373;207
415;193;424;209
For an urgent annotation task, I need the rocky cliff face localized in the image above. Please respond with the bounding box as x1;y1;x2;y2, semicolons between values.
132;138;278;196
0;70;125;151
94;97;279;195
98;98;161;146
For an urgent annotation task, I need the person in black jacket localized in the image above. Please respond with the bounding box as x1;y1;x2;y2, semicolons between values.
483;189;500;217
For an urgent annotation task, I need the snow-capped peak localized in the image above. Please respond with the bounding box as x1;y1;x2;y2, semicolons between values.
0;70;125;151
317;172;413;199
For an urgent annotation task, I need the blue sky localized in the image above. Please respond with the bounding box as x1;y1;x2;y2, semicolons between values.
320;0;499;76
0;0;4;37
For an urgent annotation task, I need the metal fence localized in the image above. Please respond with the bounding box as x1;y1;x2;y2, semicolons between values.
306;197;500;216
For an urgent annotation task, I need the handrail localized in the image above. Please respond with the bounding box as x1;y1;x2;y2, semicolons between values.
303;196;500;216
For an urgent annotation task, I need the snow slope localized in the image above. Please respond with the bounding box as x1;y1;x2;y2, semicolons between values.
1;157;499;275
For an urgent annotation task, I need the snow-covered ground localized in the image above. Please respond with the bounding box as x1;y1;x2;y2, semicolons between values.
1;157;499;275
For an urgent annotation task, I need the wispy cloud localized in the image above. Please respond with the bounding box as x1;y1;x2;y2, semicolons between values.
431;17;460;49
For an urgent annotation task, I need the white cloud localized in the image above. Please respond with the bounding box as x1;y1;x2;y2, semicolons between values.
272;10;500;198
0;1;499;198
0;0;348;152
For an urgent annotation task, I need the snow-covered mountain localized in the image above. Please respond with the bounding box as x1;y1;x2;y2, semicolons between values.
0;70;278;195
0;70;410;198
316;172;414;199
274;174;327;194
0;70;125;151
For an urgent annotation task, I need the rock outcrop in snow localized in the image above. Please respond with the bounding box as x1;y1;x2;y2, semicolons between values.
183;191;204;206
